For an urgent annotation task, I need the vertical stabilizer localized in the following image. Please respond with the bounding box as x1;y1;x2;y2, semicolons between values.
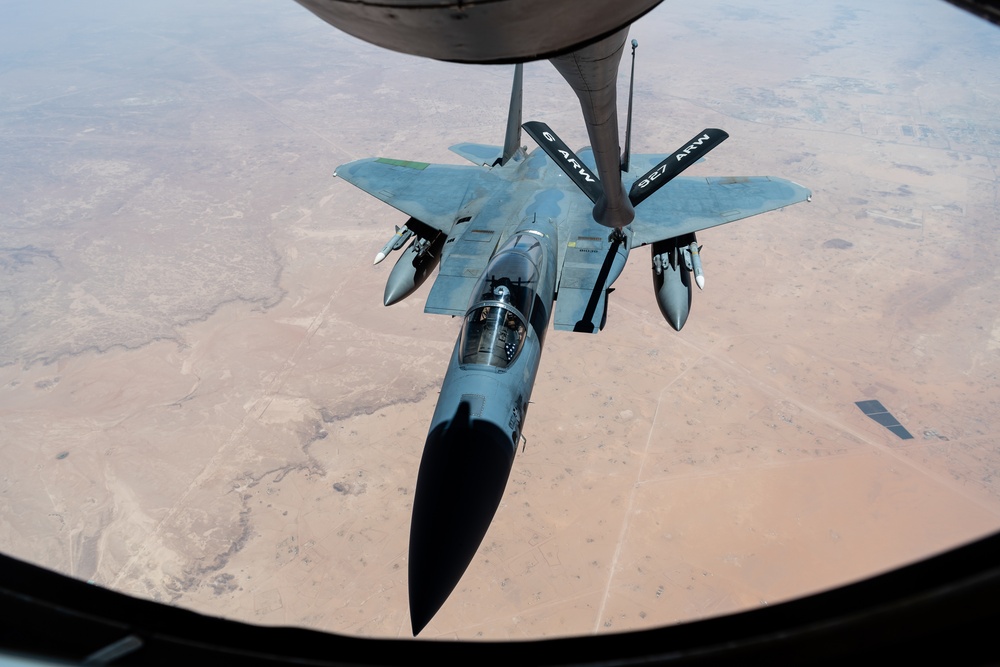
499;64;523;166
621;39;638;173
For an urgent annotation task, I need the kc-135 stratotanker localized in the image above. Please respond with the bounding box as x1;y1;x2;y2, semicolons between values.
332;32;810;634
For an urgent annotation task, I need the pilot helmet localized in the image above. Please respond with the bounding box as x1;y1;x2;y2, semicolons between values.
493;285;511;303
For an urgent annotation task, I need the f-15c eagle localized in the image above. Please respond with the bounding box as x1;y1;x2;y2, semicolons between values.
333;31;811;634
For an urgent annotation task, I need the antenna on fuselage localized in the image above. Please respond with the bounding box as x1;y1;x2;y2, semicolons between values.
620;39;638;173
498;63;524;166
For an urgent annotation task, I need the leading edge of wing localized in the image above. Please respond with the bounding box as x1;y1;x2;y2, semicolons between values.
630;175;811;246
334;158;500;233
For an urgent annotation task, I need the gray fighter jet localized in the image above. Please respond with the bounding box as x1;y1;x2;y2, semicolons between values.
333;32;810;634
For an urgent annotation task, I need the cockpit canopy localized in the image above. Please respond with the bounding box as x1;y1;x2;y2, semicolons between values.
472;234;544;318
460;303;526;368
458;232;546;369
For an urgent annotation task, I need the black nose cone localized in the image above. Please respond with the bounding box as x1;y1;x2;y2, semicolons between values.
408;401;516;635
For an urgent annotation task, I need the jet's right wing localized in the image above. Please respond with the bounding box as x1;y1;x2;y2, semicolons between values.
335;158;502;234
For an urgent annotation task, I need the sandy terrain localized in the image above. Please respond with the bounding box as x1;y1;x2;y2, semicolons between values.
1;0;999;641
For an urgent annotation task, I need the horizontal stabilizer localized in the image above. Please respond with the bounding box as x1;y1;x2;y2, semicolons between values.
448;143;503;167
523;121;603;204
629;129;729;207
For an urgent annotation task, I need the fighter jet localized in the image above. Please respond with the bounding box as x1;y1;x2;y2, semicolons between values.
332;31;810;634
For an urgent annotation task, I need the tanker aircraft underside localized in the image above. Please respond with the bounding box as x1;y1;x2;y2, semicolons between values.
333;35;811;634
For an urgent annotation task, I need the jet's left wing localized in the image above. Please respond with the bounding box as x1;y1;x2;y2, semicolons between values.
628;168;810;246
335;158;502;234
550;149;809;333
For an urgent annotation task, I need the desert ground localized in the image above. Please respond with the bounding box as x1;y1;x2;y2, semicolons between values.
1;0;999;640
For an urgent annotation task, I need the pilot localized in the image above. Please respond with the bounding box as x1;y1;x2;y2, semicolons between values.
493;284;511;303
